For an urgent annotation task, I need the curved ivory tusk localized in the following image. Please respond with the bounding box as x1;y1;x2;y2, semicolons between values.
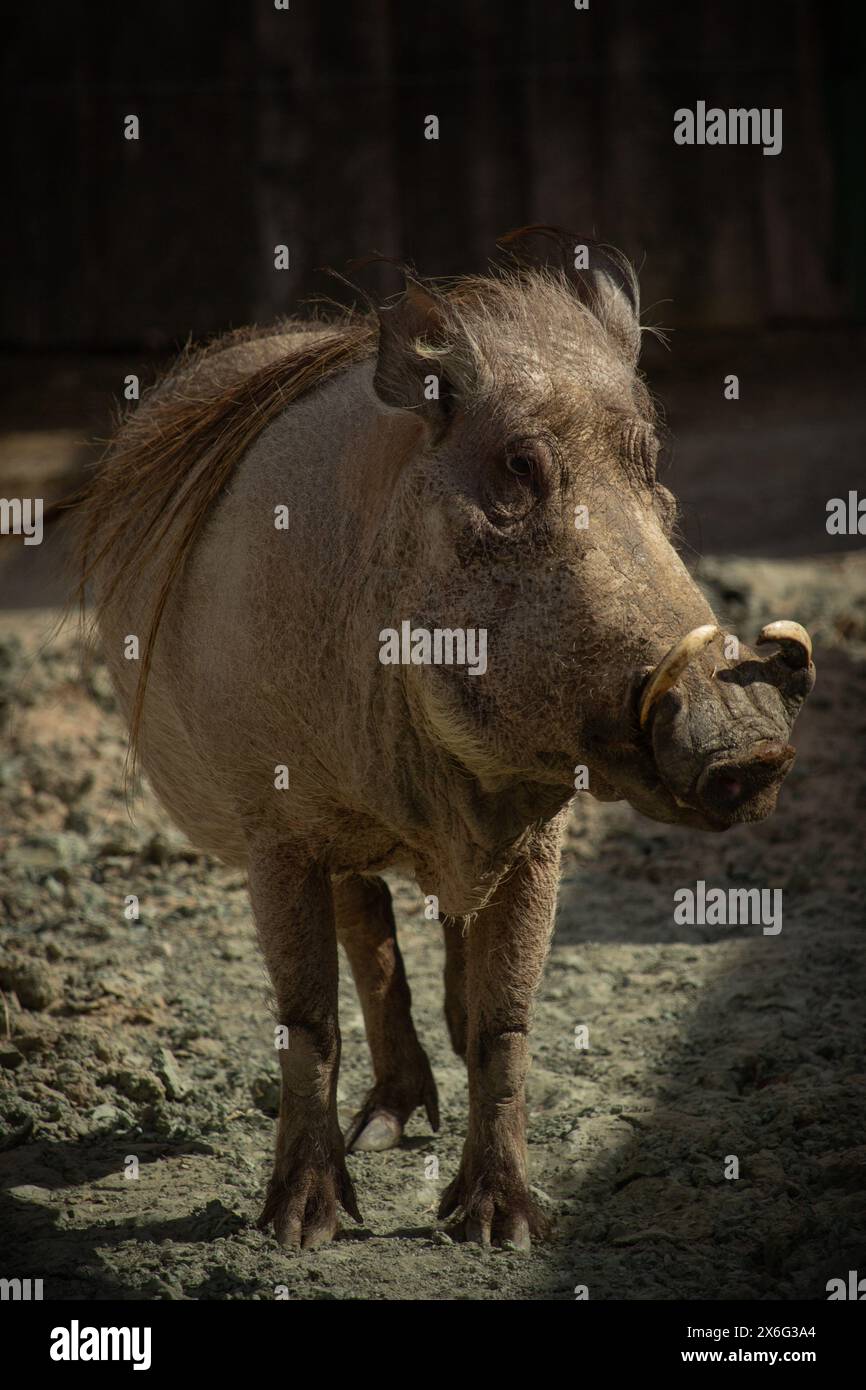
755;620;813;669
639;624;720;728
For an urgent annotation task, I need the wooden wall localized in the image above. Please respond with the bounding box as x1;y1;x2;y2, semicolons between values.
2;0;863;348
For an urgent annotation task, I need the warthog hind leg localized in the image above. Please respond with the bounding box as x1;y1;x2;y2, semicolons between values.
335;874;439;1152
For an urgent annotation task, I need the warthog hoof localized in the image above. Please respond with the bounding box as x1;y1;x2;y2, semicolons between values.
438;1163;549;1252
258;1138;362;1250
344;1062;440;1153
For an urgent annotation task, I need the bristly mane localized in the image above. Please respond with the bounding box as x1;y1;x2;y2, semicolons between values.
75;241;644;781
75;316;378;778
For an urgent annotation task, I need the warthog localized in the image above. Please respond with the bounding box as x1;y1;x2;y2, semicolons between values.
77;232;815;1250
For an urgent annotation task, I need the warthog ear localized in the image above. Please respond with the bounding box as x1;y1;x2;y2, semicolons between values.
373;281;453;436
589;268;642;366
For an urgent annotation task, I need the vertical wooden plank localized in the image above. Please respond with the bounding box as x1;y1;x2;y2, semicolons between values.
388;0;476;279
0;0;858;343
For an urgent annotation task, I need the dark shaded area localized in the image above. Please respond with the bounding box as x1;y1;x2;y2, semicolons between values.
2;0;865;350
0;1140;248;1299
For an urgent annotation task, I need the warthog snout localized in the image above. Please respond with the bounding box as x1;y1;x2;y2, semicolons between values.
694;740;796;819
630;621;815;830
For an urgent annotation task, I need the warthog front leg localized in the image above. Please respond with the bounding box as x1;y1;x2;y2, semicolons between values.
439;821;563;1250
248;841;360;1249
335;874;439;1152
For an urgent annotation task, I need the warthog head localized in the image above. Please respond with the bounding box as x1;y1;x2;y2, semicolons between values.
372;232;814;832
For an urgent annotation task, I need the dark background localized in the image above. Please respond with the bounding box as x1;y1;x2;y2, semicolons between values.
2;0;865;349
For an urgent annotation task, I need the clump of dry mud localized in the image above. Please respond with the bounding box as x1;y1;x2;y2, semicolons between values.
1;556;865;1300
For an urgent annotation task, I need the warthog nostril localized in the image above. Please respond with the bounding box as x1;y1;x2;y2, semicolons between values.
696;742;796;818
713;774;743;805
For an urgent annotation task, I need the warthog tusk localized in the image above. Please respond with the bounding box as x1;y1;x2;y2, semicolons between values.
755;620;813;669
639;624;720;728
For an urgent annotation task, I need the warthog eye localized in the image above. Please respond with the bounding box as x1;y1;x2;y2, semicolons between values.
483;439;553;527
506;454;534;478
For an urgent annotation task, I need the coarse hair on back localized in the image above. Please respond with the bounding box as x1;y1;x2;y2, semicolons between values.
74;315;378;780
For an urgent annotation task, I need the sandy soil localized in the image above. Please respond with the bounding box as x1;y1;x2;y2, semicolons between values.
1;551;865;1301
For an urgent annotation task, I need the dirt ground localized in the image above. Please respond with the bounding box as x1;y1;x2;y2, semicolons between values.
1;339;865;1301
0;553;864;1301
